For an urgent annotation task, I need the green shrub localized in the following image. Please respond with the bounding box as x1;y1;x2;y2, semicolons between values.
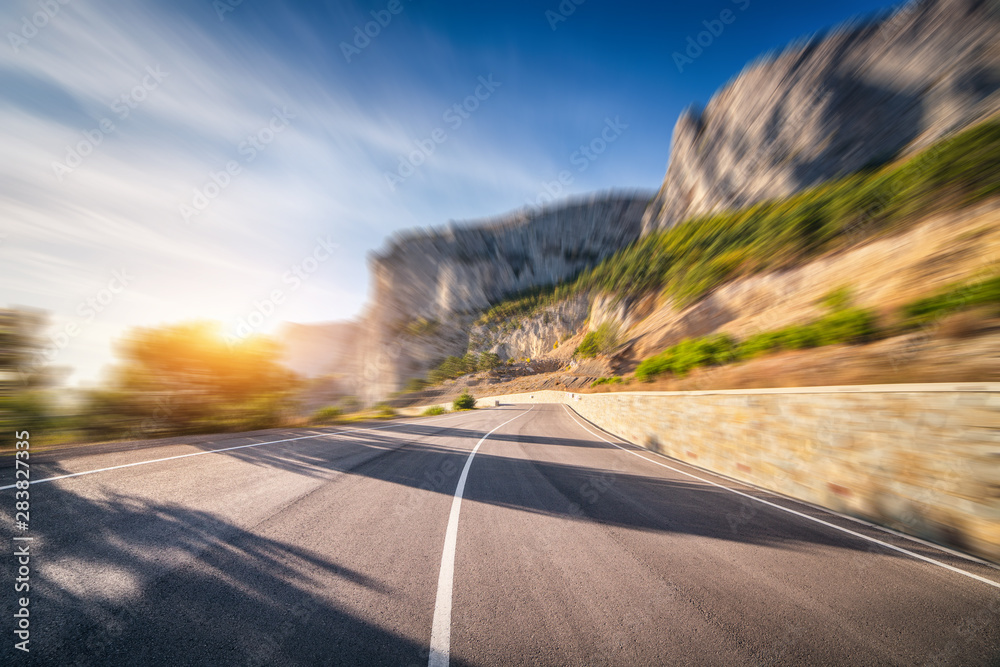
590;376;623;387
576;331;600;358
375;404;396;419
404;377;429;393
773;325;822;350
428;353;483;384
422;405;446;416
403;317;439;337
311;406;343;424
736;331;784;360
453;391;476;411
575;322;620;358
635;334;735;381
812;308;878;345
901;275;1000;325
635;352;675;382
637;309;879;381
820;286;853;311
477;352;501;371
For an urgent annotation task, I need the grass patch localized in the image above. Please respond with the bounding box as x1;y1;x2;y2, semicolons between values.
311;406;344;424
635;308;879;381
900;274;1000;326
422;405;447;416
575;322;620;358
590;376;623;387
375;404;397;419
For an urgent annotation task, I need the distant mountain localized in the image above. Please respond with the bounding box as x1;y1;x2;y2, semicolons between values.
356;193;650;401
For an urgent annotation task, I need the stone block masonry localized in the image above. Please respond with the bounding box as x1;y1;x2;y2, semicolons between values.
454;384;1000;563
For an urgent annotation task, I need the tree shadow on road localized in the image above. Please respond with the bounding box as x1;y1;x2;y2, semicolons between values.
0;481;464;666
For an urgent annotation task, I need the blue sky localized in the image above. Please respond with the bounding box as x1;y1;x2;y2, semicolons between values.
0;0;900;384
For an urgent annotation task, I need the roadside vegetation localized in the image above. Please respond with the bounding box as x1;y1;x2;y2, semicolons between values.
422;405;447;416
311;406;344;424
427;351;501;384
899;274;1000;326
635;274;1000;382
0;316;303;447
375;403;397;419
472;119;1000;328
575;322;620;358
453;391;476;410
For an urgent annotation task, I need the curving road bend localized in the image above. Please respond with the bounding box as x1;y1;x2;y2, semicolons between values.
1;404;998;665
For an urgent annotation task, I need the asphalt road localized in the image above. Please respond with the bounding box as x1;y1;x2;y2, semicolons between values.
2;404;999;666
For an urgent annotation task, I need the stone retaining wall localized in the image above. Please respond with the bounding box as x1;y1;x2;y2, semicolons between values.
446;384;999;563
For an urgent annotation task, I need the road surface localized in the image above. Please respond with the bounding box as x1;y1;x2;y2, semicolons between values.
2;404;998;665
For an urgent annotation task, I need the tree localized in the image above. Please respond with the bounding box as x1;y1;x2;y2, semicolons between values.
477;352;501;372
0;308;66;438
404;377;429;393
0;307;65;392
88;321;300;435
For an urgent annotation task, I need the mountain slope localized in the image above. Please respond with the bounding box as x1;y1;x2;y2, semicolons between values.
356;192;650;401
643;0;1000;233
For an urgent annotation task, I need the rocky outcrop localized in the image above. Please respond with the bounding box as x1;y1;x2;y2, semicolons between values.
643;0;1000;233
468;293;590;361
357;192;650;401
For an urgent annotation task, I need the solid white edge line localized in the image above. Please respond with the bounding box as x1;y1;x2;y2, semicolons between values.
0;410;475;491
428;406;533;667
559;404;1000;592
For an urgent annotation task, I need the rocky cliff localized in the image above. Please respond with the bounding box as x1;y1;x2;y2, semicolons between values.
357;192;650;401
643;0;1000;233
350;0;1000;402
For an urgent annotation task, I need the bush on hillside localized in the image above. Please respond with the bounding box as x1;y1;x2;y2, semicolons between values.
404;377;429;393
453;391;476;411
901;275;1000;325
575;322;620;358
312;406;343;424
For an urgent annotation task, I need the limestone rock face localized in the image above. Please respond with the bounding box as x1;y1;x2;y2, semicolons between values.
643;0;1000;234
468;293;591;361
357;193;649;401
